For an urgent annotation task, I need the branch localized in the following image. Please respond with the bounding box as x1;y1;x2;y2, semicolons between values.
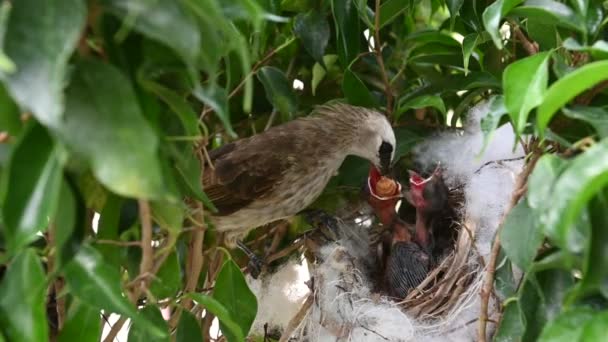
374;0;393;116
103;317;128;342
477;151;542;342
279;294;313;342
138;200;154;290
511;24;539;56
200;37;296;120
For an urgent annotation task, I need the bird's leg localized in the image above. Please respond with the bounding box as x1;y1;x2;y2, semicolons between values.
236;240;265;279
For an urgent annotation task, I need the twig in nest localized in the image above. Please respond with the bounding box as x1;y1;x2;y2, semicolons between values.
373;0;393;116
473;156;525;174
477;151;541;342
267;238;305;264
279;294;314;342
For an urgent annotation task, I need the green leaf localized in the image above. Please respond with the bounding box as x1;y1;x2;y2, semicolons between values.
501;199;543;270
447;0;465;18
257;66;298;121
312;54;338;96
213;259;258;340
151;201;184;234
294;9;330;68
95;196;124;267
509;0;584;33
397;94;446;119
482;0;524;49
378;0;411;28
562;38;608;60
193;86;237;138
541;139;608;250
176;311;203;342
171;145;217;212
54;180;77;267
64;245;166;338
503;51;552;134
149;251;182;299
578;191;608;299
581;311;608;340
479;95;509;156
0;84;21;136
1;123;62;253
59;60;168;200
342;69;378;107
538;307;595;342
187;293;245;342
537;60;608;135
127;306;169;342
562;106;608;138
331;0;361;66
462;33;479;75
528;154;566;210
58;299;102;342
495;300;525;342
105;0;200;75
0;249;48;342
0;0;85;127
140;80;201;137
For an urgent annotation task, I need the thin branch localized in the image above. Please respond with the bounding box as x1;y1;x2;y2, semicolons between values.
103;316;128;342
511;23;539;56
200;37;296;119
374;0;394;116
477;151;541;342
47;224;66;331
138;200;154;290
95;239;142;247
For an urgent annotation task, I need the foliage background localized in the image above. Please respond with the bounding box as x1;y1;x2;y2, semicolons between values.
0;0;607;341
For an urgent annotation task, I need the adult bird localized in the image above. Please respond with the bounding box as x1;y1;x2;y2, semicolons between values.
202;103;396;276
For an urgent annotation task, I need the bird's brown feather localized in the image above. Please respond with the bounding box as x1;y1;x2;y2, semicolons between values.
202;127;299;216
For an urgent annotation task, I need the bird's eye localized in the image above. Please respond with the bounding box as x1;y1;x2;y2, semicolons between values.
379;141;393;154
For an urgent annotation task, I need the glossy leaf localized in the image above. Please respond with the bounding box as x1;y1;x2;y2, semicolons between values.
188;293;245;342
294;9;330;68
213;259;258;340
509;0;584;33
581;311;608;340
503;51;551;134
54;180;77;266
528;154;567;210
397;94;446;119
562;106;608;138
331;0;361;66
58;299;102;342
378;0;411;28
479;95;508;156
578;191;608;299
127;306;169;342
342;69;378;107
562;38;608;60
0;0;85;127
541;139;608;250
537;60;608;135
176;311;203;342
462;33;481;75
538;307;595;342
64;245;166;338
257;66;298;121
495;300;525;342
312;54;338;95
501;199;542;270
0;249;48;342
482;0;524;48
447;0;465;18
0;84;21;136
193;86;237;138
60;60;168;200
149;251;182;299
171;145;217;212
1;123;62;253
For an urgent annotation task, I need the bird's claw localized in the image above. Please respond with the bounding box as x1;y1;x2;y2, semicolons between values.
236;240;266;279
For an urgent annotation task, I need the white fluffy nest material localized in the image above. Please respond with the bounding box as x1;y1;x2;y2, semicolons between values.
249;100;525;341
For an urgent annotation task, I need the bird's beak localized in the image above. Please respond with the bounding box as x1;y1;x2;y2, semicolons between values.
379;158;391;175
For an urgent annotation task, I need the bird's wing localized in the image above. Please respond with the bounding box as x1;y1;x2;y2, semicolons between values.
202;134;296;216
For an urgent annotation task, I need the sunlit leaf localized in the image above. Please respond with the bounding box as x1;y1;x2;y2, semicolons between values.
0;0;85;127
538;307;595;342
312;54;338;96
541;139;608;250
397;94;446;120
537;60;608;135
503;51;551;134
509;0;585;33
127;306;169;342
495;300;525;342
1;123;62;253
0;249;48;342
59;60;168;200
479;95;509;156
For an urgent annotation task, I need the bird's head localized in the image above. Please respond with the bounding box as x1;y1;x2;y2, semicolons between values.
351;109;396;175
408;164;442;210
